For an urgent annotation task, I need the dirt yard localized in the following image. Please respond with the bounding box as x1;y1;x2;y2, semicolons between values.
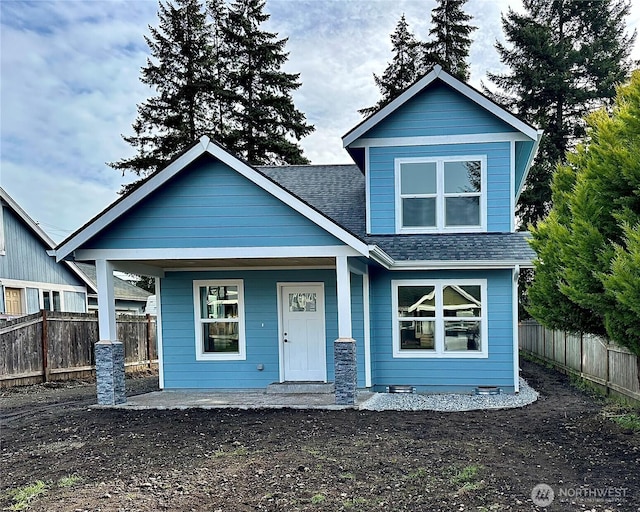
1;361;638;512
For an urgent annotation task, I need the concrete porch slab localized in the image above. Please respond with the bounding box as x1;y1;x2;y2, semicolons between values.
107;389;374;410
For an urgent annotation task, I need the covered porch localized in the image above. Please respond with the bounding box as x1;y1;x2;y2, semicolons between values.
88;250;372;406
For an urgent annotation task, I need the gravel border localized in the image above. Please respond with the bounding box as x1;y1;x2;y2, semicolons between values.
359;377;538;411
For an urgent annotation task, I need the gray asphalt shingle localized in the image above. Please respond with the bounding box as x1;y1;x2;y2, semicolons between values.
258;165;535;264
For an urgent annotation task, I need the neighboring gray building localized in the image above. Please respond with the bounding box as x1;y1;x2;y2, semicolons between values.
0;187;92;317
76;263;151;315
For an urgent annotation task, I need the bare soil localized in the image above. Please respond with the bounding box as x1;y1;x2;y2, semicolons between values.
1;361;638;512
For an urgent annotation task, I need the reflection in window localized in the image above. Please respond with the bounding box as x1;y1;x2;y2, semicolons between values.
194;281;245;359
394;282;484;356
398;158;483;230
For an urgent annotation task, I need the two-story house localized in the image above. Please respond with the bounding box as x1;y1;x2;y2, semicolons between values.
53;66;541;402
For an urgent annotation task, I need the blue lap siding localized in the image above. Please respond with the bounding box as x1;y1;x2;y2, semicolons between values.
362;82;516;138
369;268;515;392
87;157;343;250
368;142;512;234
160;268;366;389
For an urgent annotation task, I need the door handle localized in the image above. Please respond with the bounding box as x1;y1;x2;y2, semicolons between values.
283;332;288;343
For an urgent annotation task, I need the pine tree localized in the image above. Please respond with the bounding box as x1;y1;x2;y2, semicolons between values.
359;14;422;117
222;0;314;165
109;0;225;188
422;0;476;81
486;0;634;228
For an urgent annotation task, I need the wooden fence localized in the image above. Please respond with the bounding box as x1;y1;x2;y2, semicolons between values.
0;311;157;387
519;319;640;405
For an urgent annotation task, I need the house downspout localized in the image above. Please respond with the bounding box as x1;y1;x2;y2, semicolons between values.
513;265;521;393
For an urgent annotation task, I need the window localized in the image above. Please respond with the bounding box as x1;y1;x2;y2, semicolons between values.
42;290;62;311
193;279;246;360
392;280;487;358
396;156;485;232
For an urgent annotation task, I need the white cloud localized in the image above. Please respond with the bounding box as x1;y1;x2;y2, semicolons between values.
1;0;638;241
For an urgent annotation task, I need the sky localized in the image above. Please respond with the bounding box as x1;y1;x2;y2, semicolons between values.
1;0;639;243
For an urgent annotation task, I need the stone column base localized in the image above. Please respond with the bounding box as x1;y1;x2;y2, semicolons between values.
334;338;356;405
96;340;126;405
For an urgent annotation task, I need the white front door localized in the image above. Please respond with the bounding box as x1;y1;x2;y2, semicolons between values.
280;284;326;382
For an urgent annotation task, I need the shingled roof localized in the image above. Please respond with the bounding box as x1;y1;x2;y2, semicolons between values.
259;164;535;266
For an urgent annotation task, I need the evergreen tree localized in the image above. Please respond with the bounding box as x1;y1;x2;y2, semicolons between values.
222;0;314;165
528;71;640;363
359;14;422;117
486;0;634;228
422;0;476;81
109;0;225;187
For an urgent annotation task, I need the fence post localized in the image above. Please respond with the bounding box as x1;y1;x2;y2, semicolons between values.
41;309;50;382
146;314;152;368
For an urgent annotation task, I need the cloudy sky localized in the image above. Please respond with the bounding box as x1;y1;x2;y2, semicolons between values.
2;0;639;243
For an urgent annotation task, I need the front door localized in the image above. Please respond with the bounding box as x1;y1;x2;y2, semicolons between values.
280;284;326;382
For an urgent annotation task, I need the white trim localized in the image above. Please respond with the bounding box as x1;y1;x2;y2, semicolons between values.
363;271;371;388
277;282;327;382
0;278;87;294
391;279;488;359
336;256;352;339
343;65;539;148
394;155;487;234
513;266;520;393
55;137;369;262
193;278;246;361
0;200;5;256
387;260;532;270
73;245;362;262
155;278;165;390
95;260;117;340
516;129;545;202
39;289;64;312
365;146;371;234
350;132;531;149
368;245;395;268
510;140;516;232
165;265;336;272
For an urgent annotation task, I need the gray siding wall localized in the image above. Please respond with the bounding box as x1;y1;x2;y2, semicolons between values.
0;207;84;286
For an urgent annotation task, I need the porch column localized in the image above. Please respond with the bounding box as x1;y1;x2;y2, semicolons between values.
335;256;356;405
95;259;125;405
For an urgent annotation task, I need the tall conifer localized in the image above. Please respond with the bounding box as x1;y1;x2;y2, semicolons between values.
222;0;313;165
486;0;634;227
359;15;422;117
109;0;223;187
422;0;476;81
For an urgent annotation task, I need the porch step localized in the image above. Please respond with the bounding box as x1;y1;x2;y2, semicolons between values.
266;382;335;394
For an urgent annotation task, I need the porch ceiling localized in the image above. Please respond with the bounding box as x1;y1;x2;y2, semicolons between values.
121;257;337;270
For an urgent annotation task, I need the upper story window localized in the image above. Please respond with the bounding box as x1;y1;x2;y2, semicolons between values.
193;279;246;361
396;156;486;233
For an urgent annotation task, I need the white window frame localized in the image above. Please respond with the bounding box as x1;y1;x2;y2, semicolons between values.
41;289;64;312
395;155;487;233
193;279;246;361
392;279;488;359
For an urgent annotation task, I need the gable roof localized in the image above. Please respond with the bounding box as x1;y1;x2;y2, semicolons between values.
54;137;370;262
342;64;542;147
0;187;96;291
